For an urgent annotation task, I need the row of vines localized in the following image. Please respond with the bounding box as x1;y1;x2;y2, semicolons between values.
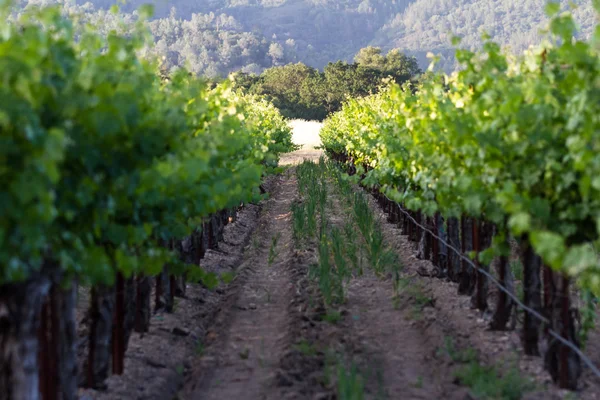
0;3;296;400
320;3;600;390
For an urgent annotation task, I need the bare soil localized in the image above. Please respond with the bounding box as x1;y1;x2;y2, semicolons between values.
77;189;265;400
317;179;468;400
179;170;299;399
73;124;600;400
362;190;600;400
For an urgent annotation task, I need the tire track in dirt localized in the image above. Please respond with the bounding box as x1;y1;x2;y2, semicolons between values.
180;171;298;400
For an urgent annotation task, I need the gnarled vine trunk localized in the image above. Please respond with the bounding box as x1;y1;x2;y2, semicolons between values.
470;221;492;311
0;271;51;400
436;213;447;276
55;283;78;400
446;217;461;282
489;251;516;330
123;276;136;352
458;216;474;295
417;214;431;261
544;275;581;389
520;237;541;356
86;285;114;389
135;275;151;333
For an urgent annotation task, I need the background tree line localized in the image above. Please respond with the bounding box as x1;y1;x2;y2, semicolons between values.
14;0;595;77
232;47;422;120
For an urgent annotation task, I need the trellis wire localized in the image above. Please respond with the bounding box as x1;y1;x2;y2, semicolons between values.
381;193;600;381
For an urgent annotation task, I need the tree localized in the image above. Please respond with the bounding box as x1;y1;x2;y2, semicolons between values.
384;49;421;77
232;48;421;120
254;63;326;120
268;42;285;66
354;46;386;68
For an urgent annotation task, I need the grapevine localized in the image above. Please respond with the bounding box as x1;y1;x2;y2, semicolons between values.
0;3;295;397
320;2;600;389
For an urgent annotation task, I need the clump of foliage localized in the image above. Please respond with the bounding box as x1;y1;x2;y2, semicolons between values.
232;47;422;120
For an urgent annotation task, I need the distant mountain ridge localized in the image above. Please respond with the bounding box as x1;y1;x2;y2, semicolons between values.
18;0;597;74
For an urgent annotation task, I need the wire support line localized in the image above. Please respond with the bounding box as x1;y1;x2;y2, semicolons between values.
380;192;600;381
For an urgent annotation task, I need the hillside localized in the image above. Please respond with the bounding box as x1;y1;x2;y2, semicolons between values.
372;0;596;70
18;0;597;74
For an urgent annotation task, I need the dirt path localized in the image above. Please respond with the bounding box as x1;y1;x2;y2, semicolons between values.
344;268;467;400
315;177;467;400
280;120;323;165
75;138;596;400
180;172;298;400
85;156;585;400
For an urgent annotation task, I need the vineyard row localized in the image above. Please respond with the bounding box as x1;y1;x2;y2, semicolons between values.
320;4;600;390
0;5;296;400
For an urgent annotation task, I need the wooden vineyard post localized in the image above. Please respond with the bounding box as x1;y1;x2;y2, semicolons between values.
426;216;432;261
415;211;421;243
520;238;541;356
86;285;116;388
472;218;488;311
458;216;467;294
402;204;409;236
493;253;508;328
166;239;175;313
112;273;125;375
39;282;78;400
201;223;209;259
169;275;176;311
490;231;513;330
544;273;581;388
56;283;78;400
1;272;53;400
135;274;148;333
38;298;51;400
87;288;97;388
419;213;433;260
194;228;202;264
432;213;439;268
415;212;421;243
155;274;162;312
446;218;454;281
458;216;474;295
559;275;570;389
543;264;553;335
208;217;215;249
48;287;60;400
124;276;136;352
163;240;174;313
387;198;394;223
446;217;460;282
557;275;581;390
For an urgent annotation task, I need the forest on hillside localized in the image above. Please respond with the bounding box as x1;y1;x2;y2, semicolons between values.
14;0;597;75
